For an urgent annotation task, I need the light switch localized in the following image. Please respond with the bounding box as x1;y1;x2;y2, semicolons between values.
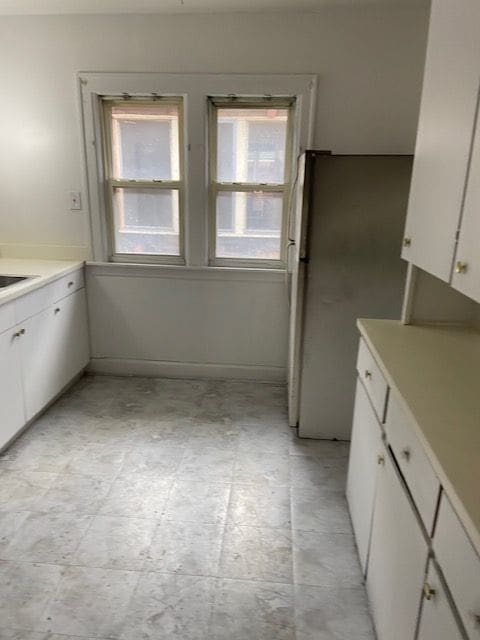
69;191;82;210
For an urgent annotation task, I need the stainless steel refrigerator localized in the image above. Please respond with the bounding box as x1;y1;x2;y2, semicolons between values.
287;152;413;440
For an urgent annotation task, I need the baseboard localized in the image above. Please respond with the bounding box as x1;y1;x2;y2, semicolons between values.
88;357;286;383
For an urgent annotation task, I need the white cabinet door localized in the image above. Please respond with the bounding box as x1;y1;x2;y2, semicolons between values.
417;561;464;640
19;305;59;421
19;289;89;421
346;380;383;574
367;449;428;640
52;288;89;391
402;0;480;282
0;327;26;449
451;105;480;303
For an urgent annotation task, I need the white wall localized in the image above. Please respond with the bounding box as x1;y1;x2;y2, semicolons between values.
0;7;429;381
0;6;429;256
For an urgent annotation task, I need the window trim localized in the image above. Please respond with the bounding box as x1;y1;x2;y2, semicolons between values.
208;97;295;268
101;96;186;265
79;72;316;268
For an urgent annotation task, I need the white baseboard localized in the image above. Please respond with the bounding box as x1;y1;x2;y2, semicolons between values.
88;357;286;383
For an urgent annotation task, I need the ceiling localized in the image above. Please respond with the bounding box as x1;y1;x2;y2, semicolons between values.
0;0;428;15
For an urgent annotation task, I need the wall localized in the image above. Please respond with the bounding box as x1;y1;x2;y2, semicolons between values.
0;6;430;381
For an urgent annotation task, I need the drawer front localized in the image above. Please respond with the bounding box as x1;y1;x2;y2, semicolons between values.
51;269;84;303
356;337;388;421
385;393;440;534
0;301;16;334
434;494;480;638
417;560;465;640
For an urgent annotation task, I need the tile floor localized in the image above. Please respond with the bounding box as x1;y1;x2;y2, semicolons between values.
0;375;375;640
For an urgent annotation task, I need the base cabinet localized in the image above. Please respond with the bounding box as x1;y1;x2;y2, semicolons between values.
417;561;465;640
0;327;26;448
346;380;383;573
367;449;428;640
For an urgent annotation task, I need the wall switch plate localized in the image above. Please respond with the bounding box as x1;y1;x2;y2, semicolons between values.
69;191;82;210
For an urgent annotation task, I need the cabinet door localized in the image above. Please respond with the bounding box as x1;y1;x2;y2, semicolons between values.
0;328;26;449
417;561;464;640
19;306;59;421
367;449;428;640
52;288;89;391
451;105;480;303
402;0;480;282
346;380;383;574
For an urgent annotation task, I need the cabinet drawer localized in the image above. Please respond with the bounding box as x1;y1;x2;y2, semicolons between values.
434;494;480;639
14;269;85;323
51;269;84;303
0;301;16;334
356;337;388;421
417;560;464;640
385;393;440;534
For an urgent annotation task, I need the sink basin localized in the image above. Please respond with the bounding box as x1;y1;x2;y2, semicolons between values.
0;275;30;289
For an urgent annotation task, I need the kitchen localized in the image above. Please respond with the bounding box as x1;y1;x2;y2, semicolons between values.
0;1;479;639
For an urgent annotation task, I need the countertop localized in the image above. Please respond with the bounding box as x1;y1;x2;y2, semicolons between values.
0;259;85;305
358;318;480;556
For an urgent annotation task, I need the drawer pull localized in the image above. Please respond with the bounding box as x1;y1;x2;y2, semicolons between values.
377;454;385;466
401;447;411;462
403;236;412;247
423;582;436;601
68;281;74;287
364;370;372;380
455;261;468;274
13;328;25;338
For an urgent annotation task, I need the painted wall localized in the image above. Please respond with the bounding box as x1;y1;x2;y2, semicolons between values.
0;6;429;380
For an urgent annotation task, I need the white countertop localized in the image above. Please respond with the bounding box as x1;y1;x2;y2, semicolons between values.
358;318;480;556
0;259;85;305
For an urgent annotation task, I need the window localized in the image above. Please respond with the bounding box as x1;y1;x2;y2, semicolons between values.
102;98;184;262
209;98;295;266
81;73;315;267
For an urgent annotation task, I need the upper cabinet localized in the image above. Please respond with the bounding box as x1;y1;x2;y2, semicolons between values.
402;0;480;284
451;110;480;302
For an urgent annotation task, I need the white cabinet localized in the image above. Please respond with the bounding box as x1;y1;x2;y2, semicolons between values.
346;380;383;574
417;561;465;640
451;106;480;303
0;327;26;449
18;288;89;422
367;449;428;640
402;0;480;283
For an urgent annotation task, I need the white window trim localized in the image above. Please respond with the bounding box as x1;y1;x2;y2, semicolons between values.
79;72;317;267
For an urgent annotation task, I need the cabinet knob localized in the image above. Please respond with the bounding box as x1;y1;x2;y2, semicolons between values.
423;582;436;601
469;612;480;627
364;370;372;380
401;447;411;462
68;281;74;287
13;328;25;338
54;307;61;314
455;261;468;274
377;454;385;466
403;236;412;248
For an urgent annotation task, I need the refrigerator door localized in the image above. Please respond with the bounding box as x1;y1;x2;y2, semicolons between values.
287;151;315;427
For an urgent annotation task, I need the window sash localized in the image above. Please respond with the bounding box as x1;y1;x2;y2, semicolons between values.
101;97;185;263
208;98;295;267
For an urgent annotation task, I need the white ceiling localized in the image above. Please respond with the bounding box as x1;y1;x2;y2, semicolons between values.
0;0;428;15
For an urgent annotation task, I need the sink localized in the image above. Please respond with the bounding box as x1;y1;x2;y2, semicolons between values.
0;275;30;289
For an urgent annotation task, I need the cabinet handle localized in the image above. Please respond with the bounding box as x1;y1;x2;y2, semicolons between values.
13;328;26;338
401;447;411;462
54;307;61;314
68;281;74;287
364;370;372;380
423;582;436;601
455;261;468;274
377;454;385;466
403;236;412;247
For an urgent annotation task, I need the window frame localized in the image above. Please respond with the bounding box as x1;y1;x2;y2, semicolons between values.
101;96;186;265
208;97;295;268
80;72;316;269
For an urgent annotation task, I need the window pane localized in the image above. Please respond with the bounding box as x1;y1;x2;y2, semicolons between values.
110;104;180;180
217;108;288;184
112;188;180;256
216;191;282;260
